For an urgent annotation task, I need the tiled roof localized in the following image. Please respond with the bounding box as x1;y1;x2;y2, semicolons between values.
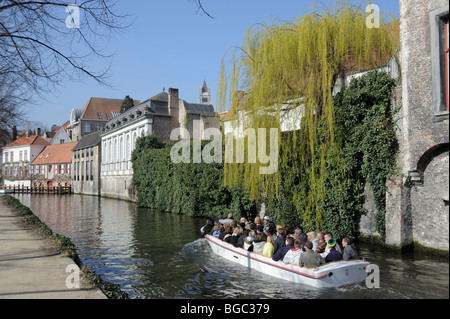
3;135;49;148
32;142;78;165
72;132;101;151
49;121;71;144
80;97;141;121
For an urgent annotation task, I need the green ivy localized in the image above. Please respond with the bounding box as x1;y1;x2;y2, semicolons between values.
333;71;399;239
266;71;398;240
132;71;398;241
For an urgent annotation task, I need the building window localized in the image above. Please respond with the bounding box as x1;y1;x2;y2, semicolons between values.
19;151;23;161
106;113;110;121
4;152;8;163
84;123;91;133
431;8;450;120
97;113;102;120
95;124;102;132
60;139;65;144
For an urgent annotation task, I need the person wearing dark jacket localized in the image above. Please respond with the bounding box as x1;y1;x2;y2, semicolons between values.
272;237;295;261
225;226;243;246
201;218;215;237
274;228;286;253
325;239;342;263
219;225;232;241
342;237;359;260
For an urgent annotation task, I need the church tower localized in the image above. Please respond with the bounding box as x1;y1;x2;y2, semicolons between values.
199;80;211;104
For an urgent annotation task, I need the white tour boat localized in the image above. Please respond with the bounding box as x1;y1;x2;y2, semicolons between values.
205;234;369;288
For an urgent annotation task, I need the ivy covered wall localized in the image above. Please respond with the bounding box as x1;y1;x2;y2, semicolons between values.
132;71;399;241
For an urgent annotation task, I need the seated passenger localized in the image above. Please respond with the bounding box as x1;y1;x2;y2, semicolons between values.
294;227;307;250
244;236;255;252
307;231;319;251
253;233;267;255
212;224;222;238
299;241;320;268
219;225;232;241
263;235;275;258
324;232;342;255
235;228;248;248
325;239;342;263
272;236;295;262
201;218;215;237
274;228;286;253
283;239;303;265
315;232;327;254
225;226;243;246
263;216;276;235
342;237;359;260
247;223;257;239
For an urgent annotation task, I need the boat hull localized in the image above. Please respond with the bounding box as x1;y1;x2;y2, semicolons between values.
205;235;369;288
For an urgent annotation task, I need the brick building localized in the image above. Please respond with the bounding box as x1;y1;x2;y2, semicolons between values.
386;0;449;252
31;142;78;188
67;97;140;142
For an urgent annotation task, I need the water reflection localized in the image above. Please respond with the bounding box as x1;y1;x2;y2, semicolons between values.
14;194;449;299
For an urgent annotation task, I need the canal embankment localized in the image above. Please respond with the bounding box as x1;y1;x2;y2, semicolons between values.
0;196;126;299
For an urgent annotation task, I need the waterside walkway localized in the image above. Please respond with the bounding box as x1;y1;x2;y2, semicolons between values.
0;197;106;299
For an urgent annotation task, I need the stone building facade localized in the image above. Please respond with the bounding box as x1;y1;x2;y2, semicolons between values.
71;132;102;196
385;0;449;252
100;86;219;201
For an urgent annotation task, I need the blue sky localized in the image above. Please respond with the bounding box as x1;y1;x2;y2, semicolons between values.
24;0;400;129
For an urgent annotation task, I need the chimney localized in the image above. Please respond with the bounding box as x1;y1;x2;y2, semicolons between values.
37;128;42;136
168;88;180;135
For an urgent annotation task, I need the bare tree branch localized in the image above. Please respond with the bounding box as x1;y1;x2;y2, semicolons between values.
188;0;215;19
0;0;128;93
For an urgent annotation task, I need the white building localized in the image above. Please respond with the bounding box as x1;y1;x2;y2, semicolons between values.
101;108;153;201
100;86;219;201
1;135;49;187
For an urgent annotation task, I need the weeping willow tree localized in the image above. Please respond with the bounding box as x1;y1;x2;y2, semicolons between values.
218;1;399;230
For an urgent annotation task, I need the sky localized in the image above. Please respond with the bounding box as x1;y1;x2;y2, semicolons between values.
22;0;400;130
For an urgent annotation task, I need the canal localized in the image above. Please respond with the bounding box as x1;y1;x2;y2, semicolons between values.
14;194;449;299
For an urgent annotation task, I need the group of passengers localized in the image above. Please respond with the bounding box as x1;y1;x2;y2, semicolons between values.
202;214;359;268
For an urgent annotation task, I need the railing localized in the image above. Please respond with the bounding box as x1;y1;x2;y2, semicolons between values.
0;185;72;194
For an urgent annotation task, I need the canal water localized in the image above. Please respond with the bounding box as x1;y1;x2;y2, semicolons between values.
14;194;449;299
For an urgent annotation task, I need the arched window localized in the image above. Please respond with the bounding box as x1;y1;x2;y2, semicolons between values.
132;132;137;153
126;134;130;160
119;137;124;161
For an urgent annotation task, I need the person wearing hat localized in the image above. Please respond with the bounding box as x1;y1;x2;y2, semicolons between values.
244;236;255;252
263;216;276;236
325;239;342;263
